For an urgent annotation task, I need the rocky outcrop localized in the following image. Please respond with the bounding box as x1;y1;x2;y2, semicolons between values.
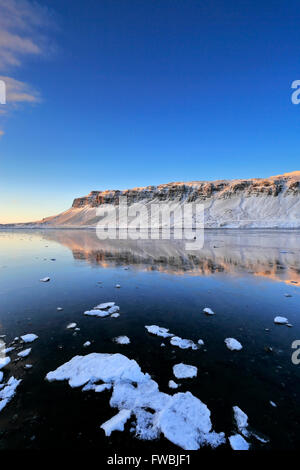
4;171;300;228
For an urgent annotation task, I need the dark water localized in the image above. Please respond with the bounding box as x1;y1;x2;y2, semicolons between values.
0;229;299;452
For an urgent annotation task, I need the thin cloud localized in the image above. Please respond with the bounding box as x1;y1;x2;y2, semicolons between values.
0;0;54;70
0;76;41;105
0;0;56;135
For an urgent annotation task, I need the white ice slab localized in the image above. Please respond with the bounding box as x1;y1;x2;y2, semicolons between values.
40;277;50;282
66;323;77;329
168;380;179;389
274;316;289;325
114;336;130;345
203;308;215;315
0;377;22;412
17;348;31;358
21;334;38;343
225;338;243;351
170;336;197;350
145;325;173;338
229;434;250;450
173;363;198;379
101;409;131;436
0;357;11;370
233;406;249;436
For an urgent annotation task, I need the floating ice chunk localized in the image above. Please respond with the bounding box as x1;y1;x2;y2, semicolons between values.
0;377;22;413
198;339;204;346
274;316;289;325
114;336;130;345
168;380;179;389
46;353;225;450
25;364;33;369
233;406;248;436
158;392;225;450
101;409;131;436
21;334;38;343
0;357;11;370
66;323;77;329
83;341;91;347
108;306;120;314
57;307;63;311
94;302;115;310
84;309;110;317
115;284;121;288
85;306;120;317
161;343;166;347
203;308;215;315
225;338;243;351
40;277;50;282
229;434;250;450
111;313;120;318
45;353;148;388
170;336;197;350
270;401;277;408
145;325;173;338
0;372;3;382
18;348;31;358
173;363;197;379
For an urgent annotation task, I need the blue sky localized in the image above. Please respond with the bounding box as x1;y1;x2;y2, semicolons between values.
0;0;300;222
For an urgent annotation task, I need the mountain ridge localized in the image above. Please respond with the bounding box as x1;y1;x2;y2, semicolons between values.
2;171;300;229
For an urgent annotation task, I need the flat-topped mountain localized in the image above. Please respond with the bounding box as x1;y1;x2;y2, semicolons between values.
3;171;300;228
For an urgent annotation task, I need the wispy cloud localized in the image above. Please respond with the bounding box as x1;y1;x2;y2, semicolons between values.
0;75;41;104
0;0;55;135
0;0;53;70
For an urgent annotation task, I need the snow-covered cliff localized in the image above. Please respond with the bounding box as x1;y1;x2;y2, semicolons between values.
5;171;300;228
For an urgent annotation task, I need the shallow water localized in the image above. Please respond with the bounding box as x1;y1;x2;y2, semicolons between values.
0;229;299;451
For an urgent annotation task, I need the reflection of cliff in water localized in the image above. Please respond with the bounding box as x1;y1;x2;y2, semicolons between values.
42;229;300;285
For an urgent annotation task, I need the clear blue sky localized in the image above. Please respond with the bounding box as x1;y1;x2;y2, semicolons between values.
0;0;300;222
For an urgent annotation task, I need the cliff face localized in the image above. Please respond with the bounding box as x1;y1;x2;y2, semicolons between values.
6;171;300;228
72;171;300;209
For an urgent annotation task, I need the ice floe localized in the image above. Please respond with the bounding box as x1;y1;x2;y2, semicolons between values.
197;339;204;346
25;364;33;369
101;409;131;436
114;336;130;345
111;313;120;318
168;380;179;389
66;323;77;329
84;304;120;318
233;406;249;436
40;277;50;282
57;307;63;311
270;401;277;408
229;434;250;450
0;376;21;412
0;372;3;382
0;357;11;370
274;316;289;325
18;348;31;358
145;325;173;338
83;341;91;347
170;336;197;350
203;308;215;315
94;302;115;309
173;363;198;379
45;353;225;450
225;338;243;351
21;334;38;343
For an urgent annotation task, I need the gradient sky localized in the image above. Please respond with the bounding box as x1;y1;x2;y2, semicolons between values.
0;0;300;223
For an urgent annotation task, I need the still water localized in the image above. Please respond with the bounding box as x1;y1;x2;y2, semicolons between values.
0;229;299;451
